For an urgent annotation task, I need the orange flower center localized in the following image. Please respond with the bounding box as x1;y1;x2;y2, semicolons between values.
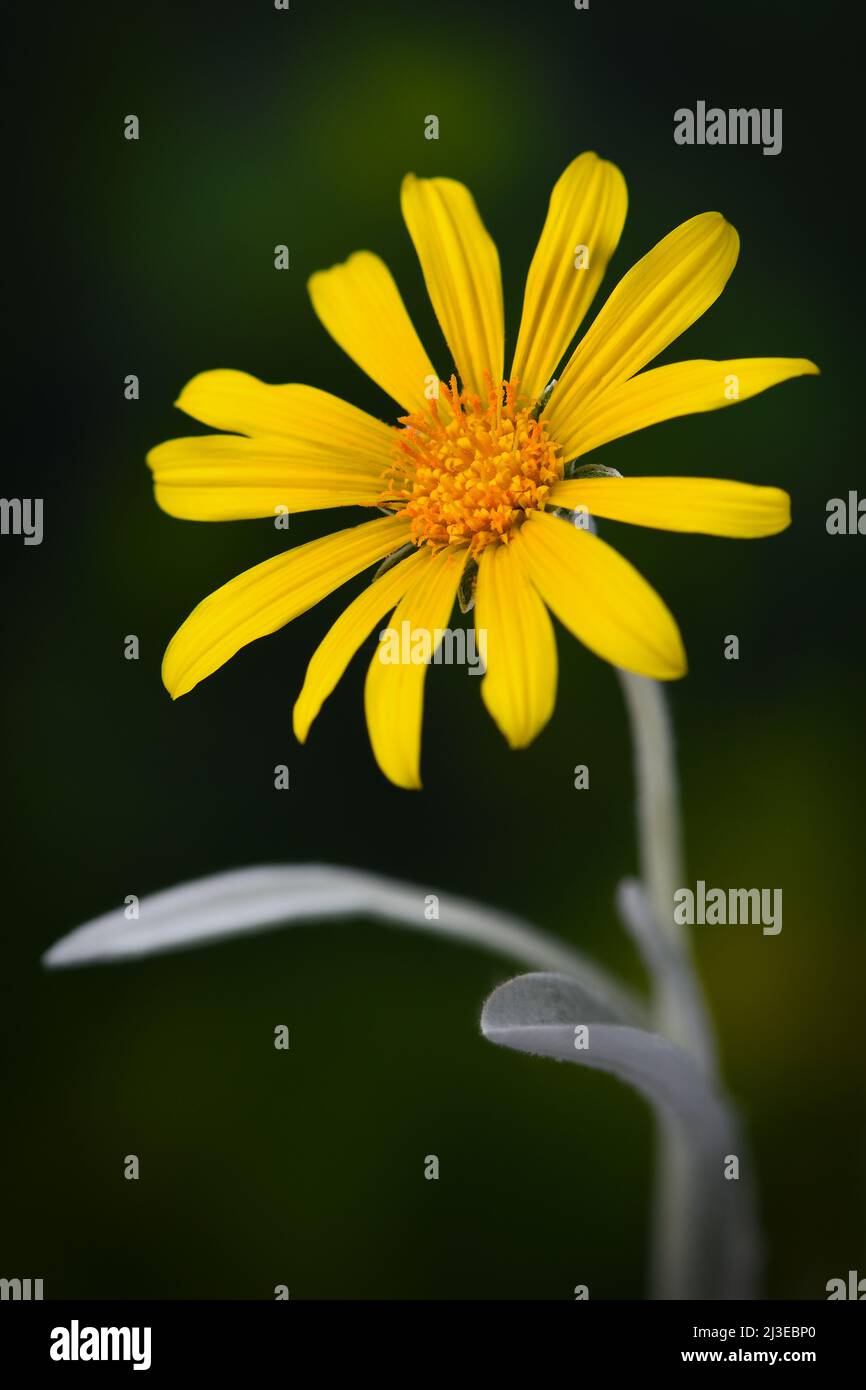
382;375;562;556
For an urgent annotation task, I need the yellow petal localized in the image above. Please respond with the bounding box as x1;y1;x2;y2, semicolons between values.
550;475;791;538
475;543;557;748
308;252;437;413
148;434;386;520
516;511;686;680
293;547;427;742
401;173;504;397
545;212;740;436
510;152;628;405
550;356;819;461
364;546;466;789
163;515;410;699
175;370;397;451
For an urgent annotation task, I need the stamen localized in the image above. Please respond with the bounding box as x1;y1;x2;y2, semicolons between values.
381;377;562;556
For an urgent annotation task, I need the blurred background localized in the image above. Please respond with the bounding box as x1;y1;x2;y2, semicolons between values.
2;0;861;1299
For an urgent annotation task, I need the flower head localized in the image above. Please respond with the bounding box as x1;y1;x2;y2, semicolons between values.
148;152;817;788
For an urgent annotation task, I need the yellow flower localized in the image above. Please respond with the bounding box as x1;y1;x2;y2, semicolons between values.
148;152;817;788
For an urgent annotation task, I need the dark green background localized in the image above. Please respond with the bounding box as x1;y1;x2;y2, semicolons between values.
3;0;861;1298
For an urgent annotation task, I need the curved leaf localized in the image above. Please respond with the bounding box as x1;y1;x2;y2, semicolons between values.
42;865;645;1024
481;971;760;1299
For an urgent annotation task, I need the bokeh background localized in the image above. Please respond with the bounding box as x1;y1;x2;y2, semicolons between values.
3;0;862;1299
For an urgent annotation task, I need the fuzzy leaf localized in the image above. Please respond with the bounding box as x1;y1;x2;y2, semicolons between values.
43;865;643;1024
481;970;760;1299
